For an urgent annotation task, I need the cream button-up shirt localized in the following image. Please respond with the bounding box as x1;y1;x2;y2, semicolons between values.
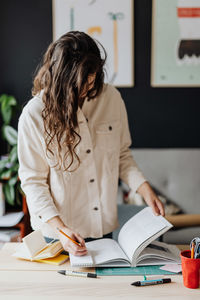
18;84;146;238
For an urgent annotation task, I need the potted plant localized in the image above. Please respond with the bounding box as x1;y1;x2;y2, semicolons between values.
0;94;22;209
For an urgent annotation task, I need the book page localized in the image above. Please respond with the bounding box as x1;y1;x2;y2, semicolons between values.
12;243;32;260
70;238;129;267
22;230;47;258
88;239;129;265
136;241;181;265
34;241;63;260
12;241;64;262
117;207;172;265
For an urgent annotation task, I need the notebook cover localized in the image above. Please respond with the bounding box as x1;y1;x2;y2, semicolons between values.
35;254;69;265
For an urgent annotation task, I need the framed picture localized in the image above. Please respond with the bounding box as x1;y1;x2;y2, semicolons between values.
151;0;200;87
52;0;134;87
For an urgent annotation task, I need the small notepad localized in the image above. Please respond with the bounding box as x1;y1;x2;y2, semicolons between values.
70;250;94;267
13;230;63;261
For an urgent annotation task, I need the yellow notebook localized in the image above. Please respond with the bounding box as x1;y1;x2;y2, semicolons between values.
35;254;69;265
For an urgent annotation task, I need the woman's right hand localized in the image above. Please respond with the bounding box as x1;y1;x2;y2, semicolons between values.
58;226;87;256
47;216;87;256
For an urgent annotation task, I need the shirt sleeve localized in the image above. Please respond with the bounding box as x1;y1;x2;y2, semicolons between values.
18;109;60;223
119;97;147;193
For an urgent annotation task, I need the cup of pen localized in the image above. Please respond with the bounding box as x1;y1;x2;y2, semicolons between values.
180;250;200;289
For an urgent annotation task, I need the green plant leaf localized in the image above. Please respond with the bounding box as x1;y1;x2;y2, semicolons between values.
8;174;18;186
0;158;9;171
0;94;16;106
2;106;12;125
3;125;18;145
0;169;12;180
9;145;18;163
15;182;22;206
0;95;17;125
7;95;16;106
15;189;21;206
3;164;19;176
3;182;15;206
0;94;7;104
12;163;19;173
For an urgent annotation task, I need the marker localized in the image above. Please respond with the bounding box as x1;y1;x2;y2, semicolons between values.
131;278;171;286
58;270;97;278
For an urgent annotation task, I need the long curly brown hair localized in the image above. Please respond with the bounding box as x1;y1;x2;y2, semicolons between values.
32;31;106;171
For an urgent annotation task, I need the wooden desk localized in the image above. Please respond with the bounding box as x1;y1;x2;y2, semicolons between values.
0;243;199;299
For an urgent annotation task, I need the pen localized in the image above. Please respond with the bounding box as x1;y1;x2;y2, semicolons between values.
131;278;171;286
57;227;81;246
58;270;97;278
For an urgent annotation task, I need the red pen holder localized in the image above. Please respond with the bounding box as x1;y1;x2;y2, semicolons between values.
180;250;200;289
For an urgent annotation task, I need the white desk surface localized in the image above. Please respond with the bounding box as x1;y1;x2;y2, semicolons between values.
0;243;199;300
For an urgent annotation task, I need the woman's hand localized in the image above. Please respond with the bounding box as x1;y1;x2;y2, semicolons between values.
58;226;88;256
47;216;87;256
137;181;165;216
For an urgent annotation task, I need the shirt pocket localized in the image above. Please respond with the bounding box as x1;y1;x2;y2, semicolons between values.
95;120;121;151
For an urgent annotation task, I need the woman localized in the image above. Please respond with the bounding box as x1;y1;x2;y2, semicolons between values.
18;31;164;256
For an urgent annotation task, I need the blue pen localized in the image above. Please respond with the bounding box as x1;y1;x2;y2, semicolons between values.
131;278;171;286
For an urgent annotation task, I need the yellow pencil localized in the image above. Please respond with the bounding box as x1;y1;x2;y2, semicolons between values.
57;228;81;246
191;242;195;259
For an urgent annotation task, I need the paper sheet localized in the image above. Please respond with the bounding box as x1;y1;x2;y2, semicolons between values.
159;264;182;273
0;212;24;227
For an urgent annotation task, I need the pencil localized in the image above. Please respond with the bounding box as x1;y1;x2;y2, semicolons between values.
57;227;81;246
191;242;195;259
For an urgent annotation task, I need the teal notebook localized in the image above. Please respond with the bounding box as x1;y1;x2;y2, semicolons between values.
96;265;180;276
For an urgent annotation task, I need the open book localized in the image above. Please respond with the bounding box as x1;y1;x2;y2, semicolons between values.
70;207;181;267
13;230;64;261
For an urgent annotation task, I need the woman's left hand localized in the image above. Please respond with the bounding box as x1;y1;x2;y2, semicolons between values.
137;181;165;216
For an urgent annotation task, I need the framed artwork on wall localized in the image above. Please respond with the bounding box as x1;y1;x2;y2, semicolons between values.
151;0;200;87
52;0;134;87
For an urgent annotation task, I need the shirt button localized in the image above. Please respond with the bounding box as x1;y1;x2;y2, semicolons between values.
93;207;99;211
90;179;95;183
109;126;112;131
39;216;42;219
86;149;91;154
